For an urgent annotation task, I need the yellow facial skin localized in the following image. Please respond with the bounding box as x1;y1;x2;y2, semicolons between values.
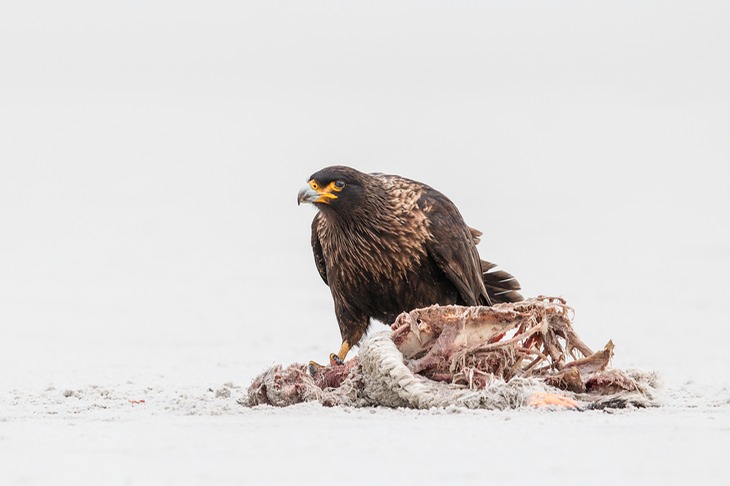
309;179;344;204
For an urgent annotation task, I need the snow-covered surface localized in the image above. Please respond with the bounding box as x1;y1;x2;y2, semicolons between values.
1;1;729;484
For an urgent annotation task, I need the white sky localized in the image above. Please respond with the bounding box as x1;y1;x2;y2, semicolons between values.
0;1;728;383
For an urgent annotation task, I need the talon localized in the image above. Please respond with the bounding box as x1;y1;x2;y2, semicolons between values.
329;353;344;366
308;360;325;376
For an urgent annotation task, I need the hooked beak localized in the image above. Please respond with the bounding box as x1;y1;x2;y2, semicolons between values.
297;180;339;205
297;185;320;205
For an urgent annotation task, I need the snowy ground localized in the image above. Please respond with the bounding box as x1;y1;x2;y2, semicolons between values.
2;1;729;485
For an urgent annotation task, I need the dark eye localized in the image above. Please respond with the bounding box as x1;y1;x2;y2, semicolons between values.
334;180;346;189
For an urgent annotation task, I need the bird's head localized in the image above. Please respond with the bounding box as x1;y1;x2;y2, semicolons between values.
297;165;369;214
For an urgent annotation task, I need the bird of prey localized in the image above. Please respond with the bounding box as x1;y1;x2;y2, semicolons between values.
297;165;522;367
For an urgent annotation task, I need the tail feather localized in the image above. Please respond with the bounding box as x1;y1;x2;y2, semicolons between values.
481;260;523;304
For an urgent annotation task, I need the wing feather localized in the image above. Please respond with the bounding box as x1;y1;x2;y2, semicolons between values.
311;214;328;285
419;190;490;306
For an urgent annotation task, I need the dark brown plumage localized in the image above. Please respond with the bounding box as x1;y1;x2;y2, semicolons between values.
297;165;522;365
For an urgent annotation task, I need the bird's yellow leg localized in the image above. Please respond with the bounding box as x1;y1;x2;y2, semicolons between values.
329;340;351;366
308;340;351;375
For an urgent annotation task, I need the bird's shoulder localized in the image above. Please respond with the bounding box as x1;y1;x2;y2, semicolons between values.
371;173;476;242
372;173;432;212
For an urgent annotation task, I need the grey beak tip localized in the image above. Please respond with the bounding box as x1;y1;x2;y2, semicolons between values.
297;185;318;206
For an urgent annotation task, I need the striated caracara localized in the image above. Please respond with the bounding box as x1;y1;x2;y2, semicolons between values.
297;165;522;368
